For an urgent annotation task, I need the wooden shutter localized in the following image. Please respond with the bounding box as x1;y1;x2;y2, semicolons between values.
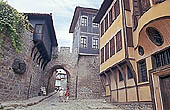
132;0;141;30
101;21;104;37
101;47;104;64
114;0;120;19
110;37;115;57
126;27;133;47
140;0;151;15
116;31;122;52
105;42;109;61
124;0;130;11
105;14;108;32
109;8;113;26
152;0;165;4
112;6;115;21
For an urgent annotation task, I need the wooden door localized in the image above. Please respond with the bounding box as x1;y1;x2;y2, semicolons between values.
159;75;170;110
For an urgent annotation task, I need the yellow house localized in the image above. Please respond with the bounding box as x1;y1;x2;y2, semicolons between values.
94;0;170;110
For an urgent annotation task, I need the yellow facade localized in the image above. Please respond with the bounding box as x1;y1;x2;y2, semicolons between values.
95;0;170;109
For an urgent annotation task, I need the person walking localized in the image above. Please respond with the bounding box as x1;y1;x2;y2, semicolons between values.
65;89;69;102
59;89;64;102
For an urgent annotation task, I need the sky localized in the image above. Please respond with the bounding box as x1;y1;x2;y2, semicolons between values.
6;0;103;49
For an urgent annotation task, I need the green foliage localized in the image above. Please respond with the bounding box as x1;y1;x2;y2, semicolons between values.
0;1;29;52
0;105;4;109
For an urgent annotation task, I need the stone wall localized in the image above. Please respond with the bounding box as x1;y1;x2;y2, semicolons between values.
77;55;104;99
43;47;104;99
0;31;44;102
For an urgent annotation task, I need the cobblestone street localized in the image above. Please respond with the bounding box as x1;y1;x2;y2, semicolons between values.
14;93;121;110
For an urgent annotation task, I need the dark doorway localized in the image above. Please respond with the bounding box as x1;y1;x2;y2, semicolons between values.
159;75;170;110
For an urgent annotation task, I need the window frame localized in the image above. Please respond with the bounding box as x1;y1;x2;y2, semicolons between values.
100;21;104;37
127;66;133;79
81;15;88;26
105;42;109;61
118;70;123;82
80;36;88;48
110;36;115;57
35;24;43;34
104;14;109;32
101;47;105;64
116;30;122;52
92;37;99;49
92;16;99;28
137;59;148;83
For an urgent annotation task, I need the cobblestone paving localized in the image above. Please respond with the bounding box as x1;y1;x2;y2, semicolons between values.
15;93;121;110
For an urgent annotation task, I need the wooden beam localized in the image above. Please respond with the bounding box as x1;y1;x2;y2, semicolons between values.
125;59;139;101
109;68;119;102
104;71;112;102
116;64;128;102
100;74;106;90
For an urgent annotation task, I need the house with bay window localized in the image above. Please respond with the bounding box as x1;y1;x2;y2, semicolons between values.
94;0;170;110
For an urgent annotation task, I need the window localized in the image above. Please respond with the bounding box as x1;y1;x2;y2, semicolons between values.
152;0;166;4
35;24;43;34
152;48;170;68
127;66;133;79
81;16;88;26
109;8;113;26
116;31;122;52
104;14;108;32
138;46;144;56
92;17;99;28
92;37;99;49
112;6;115;21
126;27;133;47
101;47;104;64
114;0;120;19
138;59;148;82
119;70;123;82
146;27;164;46
80;36;87;48
100;21;104;37
110;37;115;57
124;0;130;11
105;42;109;61
140;0;151;15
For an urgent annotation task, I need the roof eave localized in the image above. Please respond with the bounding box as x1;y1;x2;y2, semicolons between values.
93;0;112;23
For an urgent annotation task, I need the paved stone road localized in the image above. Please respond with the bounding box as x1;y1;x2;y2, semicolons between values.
15;93;121;110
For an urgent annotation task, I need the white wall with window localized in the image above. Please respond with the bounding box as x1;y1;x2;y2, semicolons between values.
81;15;88;26
81;36;88;48
92;37;99;49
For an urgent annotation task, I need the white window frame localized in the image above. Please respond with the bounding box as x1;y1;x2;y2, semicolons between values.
92;16;99;28
92;37;99;49
81;15;88;26
80;36;88;48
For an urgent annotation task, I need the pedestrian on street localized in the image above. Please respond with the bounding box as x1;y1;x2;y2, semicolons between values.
65;89;69;102
59;89;64;102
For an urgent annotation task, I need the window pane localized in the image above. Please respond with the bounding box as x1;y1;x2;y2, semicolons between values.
81;37;87;48
81;16;88;26
101;47;104;64
92;38;98;49
138;60;148;82
119;70;123;82
35;24;43;34
127;66;133;79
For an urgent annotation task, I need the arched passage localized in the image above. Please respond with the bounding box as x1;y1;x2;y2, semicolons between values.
42;65;71;95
